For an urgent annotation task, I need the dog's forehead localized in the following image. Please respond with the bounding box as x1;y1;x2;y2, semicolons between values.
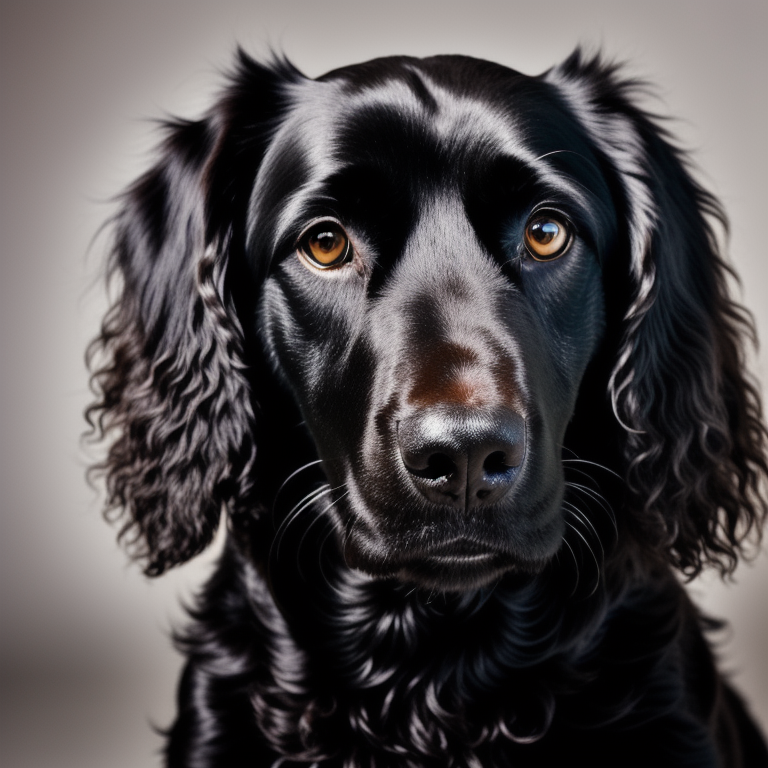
250;56;596;247
282;56;556;164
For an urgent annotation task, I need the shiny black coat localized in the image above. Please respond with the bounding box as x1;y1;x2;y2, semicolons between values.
88;51;768;767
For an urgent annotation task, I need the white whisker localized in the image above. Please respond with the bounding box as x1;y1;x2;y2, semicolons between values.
561;457;622;480
563;501;605;560
273;459;325;507
296;489;349;579
564;518;601;596
565;481;618;535
560;537;580;596
271;485;333;563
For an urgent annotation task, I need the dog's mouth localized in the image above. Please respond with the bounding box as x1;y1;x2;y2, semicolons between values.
339;521;557;593
394;540;515;591
422;537;498;563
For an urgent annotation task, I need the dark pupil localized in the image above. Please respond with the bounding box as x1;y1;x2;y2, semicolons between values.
532;220;559;244
315;231;339;252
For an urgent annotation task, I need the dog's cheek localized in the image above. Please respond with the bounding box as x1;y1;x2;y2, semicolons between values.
520;253;605;404
258;266;373;461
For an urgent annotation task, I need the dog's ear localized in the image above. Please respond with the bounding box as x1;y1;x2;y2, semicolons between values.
548;51;768;577
87;52;302;576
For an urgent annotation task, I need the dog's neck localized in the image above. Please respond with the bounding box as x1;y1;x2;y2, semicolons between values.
220;500;683;761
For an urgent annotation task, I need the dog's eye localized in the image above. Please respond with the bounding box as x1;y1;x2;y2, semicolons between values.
298;221;351;269
524;215;572;261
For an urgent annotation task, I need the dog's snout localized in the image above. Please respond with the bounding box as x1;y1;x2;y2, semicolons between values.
398;407;525;508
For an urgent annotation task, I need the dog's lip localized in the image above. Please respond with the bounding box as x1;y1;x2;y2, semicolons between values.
425;552;496;566
422;538;498;562
395;537;512;591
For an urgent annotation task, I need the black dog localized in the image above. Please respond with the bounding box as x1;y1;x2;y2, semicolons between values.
88;50;768;767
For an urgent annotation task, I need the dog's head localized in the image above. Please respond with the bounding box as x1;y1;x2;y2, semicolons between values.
88;51;767;590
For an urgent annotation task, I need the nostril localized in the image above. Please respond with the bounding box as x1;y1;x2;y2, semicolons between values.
407;452;457;481
483;450;512;477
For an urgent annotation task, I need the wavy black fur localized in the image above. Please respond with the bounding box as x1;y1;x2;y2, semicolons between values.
87;50;768;767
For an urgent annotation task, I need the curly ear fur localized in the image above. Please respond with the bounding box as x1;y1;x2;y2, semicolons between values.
549;51;768;577
86;53;302;575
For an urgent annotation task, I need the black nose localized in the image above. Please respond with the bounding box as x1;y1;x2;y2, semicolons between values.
398;406;525;508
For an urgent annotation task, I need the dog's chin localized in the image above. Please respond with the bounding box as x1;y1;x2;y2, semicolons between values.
396;555;526;593
345;541;556;594
350;553;552;593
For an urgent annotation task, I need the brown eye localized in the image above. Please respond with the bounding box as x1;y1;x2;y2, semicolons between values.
299;221;351;269
524;214;572;261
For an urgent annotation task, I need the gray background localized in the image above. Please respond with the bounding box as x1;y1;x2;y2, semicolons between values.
1;1;766;766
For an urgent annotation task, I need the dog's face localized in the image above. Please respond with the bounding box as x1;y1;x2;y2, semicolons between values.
248;58;619;590
92;51;764;588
